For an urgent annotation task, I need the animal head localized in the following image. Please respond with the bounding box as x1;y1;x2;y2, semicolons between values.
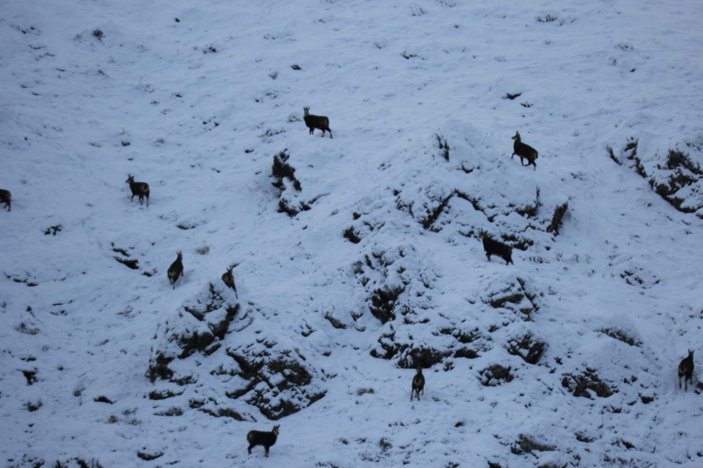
512;131;521;141
126;175;134;184
416;366;423;374
176;251;182;259
272;425;280;435
303;106;310;115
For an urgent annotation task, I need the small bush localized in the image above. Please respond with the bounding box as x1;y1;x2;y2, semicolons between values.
369;286;404;323
546;201;568;235
511;434;555;454
435;134;450;161
666;149;701;175
43;224;62;236
561;368;615;398
137;451;163;461
536;14;558;23
271;149;302;191
599;327;641;347
343;226;361;243
506;332;546;364
397;346;448;368
146;353;174;382
479;364;514;386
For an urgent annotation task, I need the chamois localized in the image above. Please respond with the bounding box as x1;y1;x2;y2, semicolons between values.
247;424;280;457
678;349;695;391
481;233;513;265
411;367;425;401
303;106;333;138
221;264;238;298
167;251;183;288
511;131;538;169
126;175;150;206
0;188;11;211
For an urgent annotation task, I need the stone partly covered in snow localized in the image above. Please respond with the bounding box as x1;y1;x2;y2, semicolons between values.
482;276;539;320
353;245;436;325
616;137;703;218
147;282;326;420
225;343;326;420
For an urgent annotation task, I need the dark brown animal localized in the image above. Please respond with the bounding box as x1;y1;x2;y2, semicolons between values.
247;425;280;457
411;367;425;401
221;264;238;298
482;234;513;265
126;175;150;206
678;349;694;391
167;251;183;288
511;131;538;169
0;188;11;211
303;106;332;138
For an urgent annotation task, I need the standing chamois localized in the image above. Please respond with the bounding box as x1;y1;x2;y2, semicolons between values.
678;349;695;391
167;251;183;288
247;425;280;457
411;367;425;401
481;233;513;265
303;106;333;138
0;188;11;211
126;175;150;207
511;131;538;169
221;264;238;298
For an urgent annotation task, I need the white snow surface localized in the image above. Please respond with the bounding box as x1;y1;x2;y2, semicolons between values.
1;0;703;466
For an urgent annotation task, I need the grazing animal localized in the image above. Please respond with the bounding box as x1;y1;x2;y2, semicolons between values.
247;425;280;457
511;131;538;169
221;264;239;298
167;251;183;288
126;175;150;206
482;234;513;265
678;349;695;391
303;106;333;138
411;367;425;401
0;188;11;211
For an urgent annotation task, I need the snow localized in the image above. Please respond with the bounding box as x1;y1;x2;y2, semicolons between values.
1;0;702;466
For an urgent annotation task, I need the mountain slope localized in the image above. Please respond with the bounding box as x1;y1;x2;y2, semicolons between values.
1;1;702;466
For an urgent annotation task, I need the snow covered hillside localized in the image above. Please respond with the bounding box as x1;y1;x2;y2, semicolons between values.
1;0;702;466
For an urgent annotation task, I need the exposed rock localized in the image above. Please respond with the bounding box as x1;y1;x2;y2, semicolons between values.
148;282;327;420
